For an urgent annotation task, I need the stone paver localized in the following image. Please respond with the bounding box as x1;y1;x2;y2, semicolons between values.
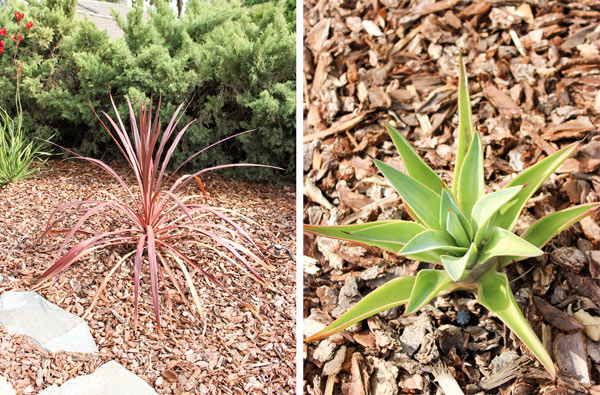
39;361;158;395
0;291;98;354
0;375;15;395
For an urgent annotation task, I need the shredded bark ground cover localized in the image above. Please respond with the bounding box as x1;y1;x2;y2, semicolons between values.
303;0;600;393
0;159;296;394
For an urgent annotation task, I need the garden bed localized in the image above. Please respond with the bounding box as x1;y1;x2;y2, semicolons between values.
303;0;600;393
0;159;296;394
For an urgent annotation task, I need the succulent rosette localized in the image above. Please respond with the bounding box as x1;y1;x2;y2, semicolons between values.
305;58;599;378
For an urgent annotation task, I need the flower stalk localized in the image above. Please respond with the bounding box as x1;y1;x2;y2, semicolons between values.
0;11;46;186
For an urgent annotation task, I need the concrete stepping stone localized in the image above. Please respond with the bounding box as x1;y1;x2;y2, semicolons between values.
0;291;97;354
39;361;157;395
0;375;15;395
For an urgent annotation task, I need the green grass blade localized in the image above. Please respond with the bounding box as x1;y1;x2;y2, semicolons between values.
457;132;484;217
441;243;478;282
385;123;443;195
305;276;415;342
375;159;441;229
496;142;579;231
304;221;425;253
478;227;543;265
453;55;474;194
476;271;556;378
500;203;599;268
405;269;453;314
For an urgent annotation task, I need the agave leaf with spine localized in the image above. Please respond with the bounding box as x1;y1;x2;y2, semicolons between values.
305;57;599;379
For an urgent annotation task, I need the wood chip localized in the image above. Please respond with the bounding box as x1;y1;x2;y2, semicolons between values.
533;296;584;333
483;86;520;117
0;160;296;393
554;332;590;384
304;113;367;143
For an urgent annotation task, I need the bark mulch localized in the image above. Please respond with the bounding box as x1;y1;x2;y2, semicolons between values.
0;159;296;394
303;0;600;393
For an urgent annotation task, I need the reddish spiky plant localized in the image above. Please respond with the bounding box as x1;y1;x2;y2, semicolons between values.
38;96;280;330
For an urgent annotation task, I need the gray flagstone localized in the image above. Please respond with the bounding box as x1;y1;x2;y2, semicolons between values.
0;291;97;354
39;361;157;395
0;375;15;395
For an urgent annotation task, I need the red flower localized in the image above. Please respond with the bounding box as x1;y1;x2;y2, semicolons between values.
14;12;24;22
0;40;4;48
18;34;22;41
0;27;6;36
26;21;33;30
0;48;3;55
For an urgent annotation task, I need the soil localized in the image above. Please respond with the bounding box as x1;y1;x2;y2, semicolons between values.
0;159;296;394
303;0;600;393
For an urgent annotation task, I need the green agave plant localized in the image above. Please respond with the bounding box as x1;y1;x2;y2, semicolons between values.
305;58;599;378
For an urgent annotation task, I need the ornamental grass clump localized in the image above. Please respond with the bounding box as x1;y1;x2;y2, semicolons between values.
39;95;280;330
0;107;47;185
305;58;599;378
0;12;47;186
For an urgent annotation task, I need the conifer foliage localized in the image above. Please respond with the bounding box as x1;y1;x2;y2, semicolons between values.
0;0;295;182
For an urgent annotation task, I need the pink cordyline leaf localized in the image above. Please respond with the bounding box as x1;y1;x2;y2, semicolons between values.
188;227;266;285
42;201;139;240
41;199;104;237
161;190;196;224
165;129;256;186
158;253;185;298
161;243;251;308
43;140;143;215
134;235;145;327
53;202;111;259
41;230;133;279
170;163;282;194
43;94;279;331
146;225;161;329
186;203;270;262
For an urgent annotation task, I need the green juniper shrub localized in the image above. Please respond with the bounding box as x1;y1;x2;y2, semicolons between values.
244;0;295;25
0;0;295;183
